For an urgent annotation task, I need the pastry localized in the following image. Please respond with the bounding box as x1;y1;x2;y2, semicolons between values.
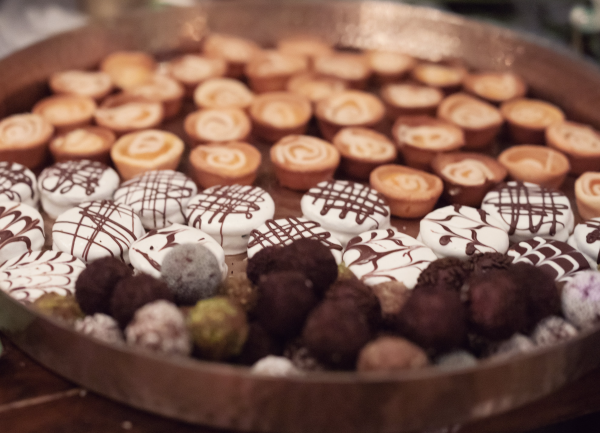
270;135;340;191
431;152;507;207
0;161;39;207
0;201;45;265
286;72;347;104
343;229;437;289
165;54;227;97
202;33;262;78
49;70;113;101
38;159;120;219
113;170;197;229
246;216;343;264
568;218;600;267
245;50;308;93
380;83;444;119
369;164;443;218
110;129;185;181
189;141;261;188
332;127;397;180
546;121;600;175
366;50;416;84
481;181;574;242
462;72;527;104
500;98;565;144
497;144;570;189
129;223;227;281
100;50;157;89
249;91;312;142
0;250;86;303
418;204;509;259
185;184;275;255
313;53;371;89
184;107;251;145
437;93;503;149
276;35;333;64
392;115;465;170
315;90;385;141
300;180;391;247
32;94;96;133
411;62;467;92
94;94;164;135
574;172;600;220
193;77;254;110
0;113;54;169
125;73;185;119
52;200;145;263
49;126;116;164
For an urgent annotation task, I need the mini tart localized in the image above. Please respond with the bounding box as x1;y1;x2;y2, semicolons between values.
100;51;157;90
0;113;54;169
125;74;185;119
546;121;600;175
193;77;254;110
270;135;341;191
166;54;227;97
366;50;416;84
110;129;184;181
202;33;262;78
49;70;113;101
49;126;116;164
313;53;372;90
184;108;251;145
498;144;570;189
437;93;503;149
392;115;465;171
32;95;97;133
94;94;164;135
369;164;443;218
463;71;527;104
189;141;261;188
411;62;467;92
575;172;600;220
380;83;444;119
244;50;308;93
500;98;565;144
286;72;347;105
431;152;507;207
249;91;312;142
315;90;385;142
276;35;333;64
333;127;397;180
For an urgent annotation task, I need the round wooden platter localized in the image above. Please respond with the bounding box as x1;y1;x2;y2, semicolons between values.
2;2;600;433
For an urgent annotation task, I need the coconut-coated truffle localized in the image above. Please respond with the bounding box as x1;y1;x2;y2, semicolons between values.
326;278;381;329
511;262;560;329
218;274;258;312
492;333;535;358
436;350;478;370
467;252;512;275
562;270;600;330
110;273;173;329
237;322;282;366
415;257;470;292
161;244;222;305
187;297;249;361
531;316;578;347
74;313;123;344
251;355;302;376
75;256;132;315
357;336;429;372
33;293;84;324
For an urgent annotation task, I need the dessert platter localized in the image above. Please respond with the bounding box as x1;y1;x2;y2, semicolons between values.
4;2;600;432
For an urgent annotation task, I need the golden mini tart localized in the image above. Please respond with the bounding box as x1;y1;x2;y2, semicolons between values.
245;50;308;93
500;98;565;144
189;141;261;188
50;126;116;164
392;115;465;171
49;70;113;101
270;135;340;191
166;54;227;97
286;72;347;105
249;91;312;142
370;164;443;218
193;77;254;110
575;172;600;220
437;92;503;149
276;35;333;64
202;33;262;78
184;108;251;146
546;121;600;175
94;94;164;135
315;90;385;142
498;144;570;189
313;53;372;90
100;51;157;90
380;83;444;119
367;50;416;84
125;74;184;119
411;62;467;92
110;129;184;180
463;71;527;104
431;152;507;207
0;113;54;169
32;94;96;133
333;127;397;180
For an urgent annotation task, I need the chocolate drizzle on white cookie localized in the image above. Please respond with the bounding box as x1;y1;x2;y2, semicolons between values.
40;160;110;196
0;162;36;205
0;202;44;257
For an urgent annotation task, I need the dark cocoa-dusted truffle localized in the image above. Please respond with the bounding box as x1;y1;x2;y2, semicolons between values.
415;257;469;292
357;336;429;372
371;281;411;325
237;322;282;366
246;245;282;285
34;293;84;324
110;273;173;329
511;262;560;329
467;252;512;276
254;271;318;339
218;274;258;312
285;238;338;294
326;278;381;328
75;256;132;315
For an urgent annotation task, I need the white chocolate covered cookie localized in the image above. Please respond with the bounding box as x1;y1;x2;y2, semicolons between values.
0;161;39;207
568;218;600;267
0;201;45;265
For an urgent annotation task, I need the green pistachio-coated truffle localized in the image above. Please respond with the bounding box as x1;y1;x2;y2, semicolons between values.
33;293;85;324
218;274;258;312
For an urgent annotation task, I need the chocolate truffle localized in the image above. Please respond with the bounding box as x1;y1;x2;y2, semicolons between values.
531;316;578;347
326;278;381;328
415;257;469;292
511;262;560;329
562;270;600;330
251;355;302;376
75;256;132;315
74;313;123;344
218;274;258;312
284;238;338;295
237;322;282;366
33;293;84;324
467;252;512;275
371;281;411;325
357;336;429;372
246;245;282;285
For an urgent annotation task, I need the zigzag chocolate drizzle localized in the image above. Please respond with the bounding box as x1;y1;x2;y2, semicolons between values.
0;162;35;203
0;202;44;253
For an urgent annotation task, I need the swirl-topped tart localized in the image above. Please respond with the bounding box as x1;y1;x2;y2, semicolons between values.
32;94;97;133
367;50;416;84
49;70;113;101
189;141;261;188
276;35;333;62
380;83;444;119
313;53;371;89
125;74;185;119
575;172;600;220
49;126;116;164
411;62;467;91
568;218;600;267
245;50;308;93
500;98;566;144
0;161;39;207
463;72;527;103
193;77;255;110
546;121;600;175
249;91;312;142
498;145;570;189
202;33;262;78
100;51;157;90
166;55;227;96
0;201;45;265
94;94;164;135
286;73;347;104
0;113;54;169
184;107;251;145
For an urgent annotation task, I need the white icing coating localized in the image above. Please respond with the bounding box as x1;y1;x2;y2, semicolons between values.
0;250;86;302
0;201;45;265
0;161;39;207
343;228;437;288
185;185;275;255
569;218;600;267
129;223;227;281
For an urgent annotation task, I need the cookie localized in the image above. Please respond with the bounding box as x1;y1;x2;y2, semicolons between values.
0;201;45;265
0;161;39;207
568;218;600;267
